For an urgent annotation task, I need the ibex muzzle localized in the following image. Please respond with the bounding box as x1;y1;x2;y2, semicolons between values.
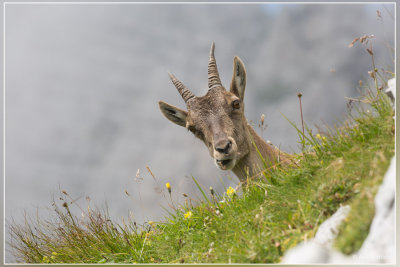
159;43;284;180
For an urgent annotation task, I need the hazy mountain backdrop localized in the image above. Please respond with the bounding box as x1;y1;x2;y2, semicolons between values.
4;3;394;261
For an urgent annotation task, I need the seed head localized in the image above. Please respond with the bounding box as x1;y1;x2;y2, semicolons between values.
368;70;376;79
348;37;359;48
209;186;215;196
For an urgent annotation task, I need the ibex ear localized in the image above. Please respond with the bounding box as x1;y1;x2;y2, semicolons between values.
158;101;187;127
230;56;246;100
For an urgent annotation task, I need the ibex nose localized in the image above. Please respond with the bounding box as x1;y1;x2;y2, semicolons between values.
215;140;232;154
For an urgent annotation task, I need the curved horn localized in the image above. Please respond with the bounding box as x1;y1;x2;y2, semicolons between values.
208;42;222;89
168;72;195;103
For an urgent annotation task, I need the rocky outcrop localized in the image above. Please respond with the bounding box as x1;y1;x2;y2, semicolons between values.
385;78;396;106
352;156;395;264
281;205;350;264
281;156;396;264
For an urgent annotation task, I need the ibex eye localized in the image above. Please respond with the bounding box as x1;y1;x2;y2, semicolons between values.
232;100;240;109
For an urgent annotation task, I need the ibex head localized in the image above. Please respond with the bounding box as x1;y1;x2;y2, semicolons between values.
159;43;250;171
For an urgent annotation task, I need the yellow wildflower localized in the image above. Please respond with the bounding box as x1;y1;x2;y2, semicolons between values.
226;186;236;197
165;183;171;193
184;211;193;219
148;221;154;227
51;252;58;256
50;256;56;260
316;133;327;142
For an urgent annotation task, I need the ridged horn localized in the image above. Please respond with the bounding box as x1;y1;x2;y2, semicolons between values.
208;42;222;89
168;72;195;103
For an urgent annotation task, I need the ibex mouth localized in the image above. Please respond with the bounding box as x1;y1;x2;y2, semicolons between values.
215;158;235;170
217;159;231;165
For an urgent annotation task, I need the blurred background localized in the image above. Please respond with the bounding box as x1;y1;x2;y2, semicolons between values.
4;2;394;261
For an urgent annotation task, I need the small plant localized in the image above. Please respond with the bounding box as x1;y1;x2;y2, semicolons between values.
297;92;305;153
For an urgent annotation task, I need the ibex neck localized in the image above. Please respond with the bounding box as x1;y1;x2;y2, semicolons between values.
232;123;282;182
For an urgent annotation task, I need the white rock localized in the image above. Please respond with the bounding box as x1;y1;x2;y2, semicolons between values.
314;205;351;246
281;157;395;264
385;78;396;110
282;240;331;264
281;205;350;264
355;156;395;263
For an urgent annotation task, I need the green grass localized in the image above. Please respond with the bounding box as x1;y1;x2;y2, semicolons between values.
8;87;394;264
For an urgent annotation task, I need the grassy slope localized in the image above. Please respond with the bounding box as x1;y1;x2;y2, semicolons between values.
9;90;394;264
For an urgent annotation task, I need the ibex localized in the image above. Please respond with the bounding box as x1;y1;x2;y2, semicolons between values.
159;43;287;182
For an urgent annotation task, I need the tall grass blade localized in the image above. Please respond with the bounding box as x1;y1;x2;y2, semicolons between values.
191;176;211;204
